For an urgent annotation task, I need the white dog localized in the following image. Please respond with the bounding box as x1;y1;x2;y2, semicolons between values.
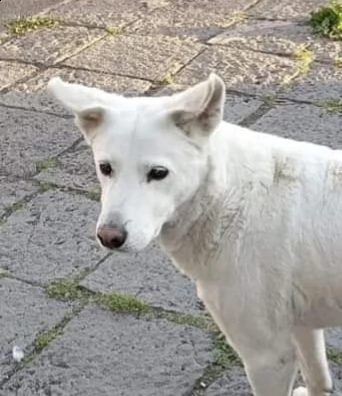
47;74;342;396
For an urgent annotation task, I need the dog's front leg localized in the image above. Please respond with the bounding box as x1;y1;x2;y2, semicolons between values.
204;303;299;396
292;328;333;396
197;284;299;395
242;342;298;396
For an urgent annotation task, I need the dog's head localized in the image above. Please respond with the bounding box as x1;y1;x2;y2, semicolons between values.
47;74;226;252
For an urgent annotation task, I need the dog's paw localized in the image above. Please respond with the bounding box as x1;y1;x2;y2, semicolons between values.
293;386;308;396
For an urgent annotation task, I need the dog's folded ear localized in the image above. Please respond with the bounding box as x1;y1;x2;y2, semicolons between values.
47;77;118;143
169;73;226;138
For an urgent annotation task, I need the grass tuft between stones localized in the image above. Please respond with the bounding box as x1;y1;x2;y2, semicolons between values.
310;0;342;40
7;16;59;36
46;278;91;301
319;99;342;114
83;190;101;201
327;348;342;364
97;293;150;314
282;46;314;86
36;158;59;173
105;26;122;35
161;71;176;85
38;181;59;193
33;327;63;353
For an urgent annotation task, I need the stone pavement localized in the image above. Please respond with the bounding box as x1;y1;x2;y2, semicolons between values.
0;0;342;394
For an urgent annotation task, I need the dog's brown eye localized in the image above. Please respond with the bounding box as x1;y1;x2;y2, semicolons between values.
99;162;112;176
147;167;169;182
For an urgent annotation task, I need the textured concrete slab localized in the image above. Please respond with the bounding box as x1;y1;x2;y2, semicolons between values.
279;64;342;103
0;190;104;283
252;103;342;148
176;46;296;95
0;108;78;176
41;0;169;28
0;26;105;65
35;141;99;192
0;177;39;217
63;34;204;81
209;19;340;62
127;5;228;40
249;0;327;21
82;244;202;314
205;368;251;395
0;61;37;90
0;278;70;382
172;0;257;14
2;306;213;396
327;328;342;351
223;95;263;125
0;67;150;115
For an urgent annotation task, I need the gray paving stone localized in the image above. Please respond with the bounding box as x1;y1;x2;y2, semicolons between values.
127;5;229;41
205;367;251;395
223;95;263;125
63;34;204;81
2;305;213;396
0;108;78;176
251;103;342;148
171;0;256;14
82;243;202;314
249;0;327;21
209;19;340;62
327;328;342;351
0;25;105;65
329;363;342;394
0;61;37;90
0;68;151;115
0;190;104;284
41;0;169;28
0;277;71;382
280;64;342;103
35;141;99;192
176;46;297;95
0;177;39;217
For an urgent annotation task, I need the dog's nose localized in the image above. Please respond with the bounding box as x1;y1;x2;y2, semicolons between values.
97;225;127;249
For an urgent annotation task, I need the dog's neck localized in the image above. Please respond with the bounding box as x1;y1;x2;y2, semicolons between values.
159;146;245;280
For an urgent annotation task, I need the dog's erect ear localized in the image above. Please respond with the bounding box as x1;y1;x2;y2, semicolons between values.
47;77;119;143
74;106;106;143
169;73;225;138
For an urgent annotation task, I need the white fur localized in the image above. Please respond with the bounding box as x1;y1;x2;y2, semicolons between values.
47;74;342;396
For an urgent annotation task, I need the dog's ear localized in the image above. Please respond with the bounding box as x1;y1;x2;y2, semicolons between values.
47;77;117;144
169;73;225;138
74;106;106;144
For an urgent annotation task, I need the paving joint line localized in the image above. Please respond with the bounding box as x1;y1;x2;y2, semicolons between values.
0;101;73;119
238;101;274;127
49;62;156;83
245;0;264;11
0;305;85;390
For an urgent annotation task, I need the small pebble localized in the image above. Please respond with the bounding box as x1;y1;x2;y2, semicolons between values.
12;346;24;362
